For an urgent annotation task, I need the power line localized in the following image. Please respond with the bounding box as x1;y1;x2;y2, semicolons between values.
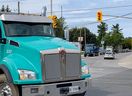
102;12;132;21
67;12;132;26
65;12;132;20
84;12;132;26
47;4;132;13
103;15;132;19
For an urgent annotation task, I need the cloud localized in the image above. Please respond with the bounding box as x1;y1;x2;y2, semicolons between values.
113;0;125;2
89;2;97;7
66;17;96;23
65;10;91;15
44;0;69;5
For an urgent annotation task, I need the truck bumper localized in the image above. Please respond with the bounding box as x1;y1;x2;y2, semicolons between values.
22;79;90;96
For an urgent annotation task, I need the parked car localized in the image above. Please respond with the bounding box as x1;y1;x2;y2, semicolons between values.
104;50;115;59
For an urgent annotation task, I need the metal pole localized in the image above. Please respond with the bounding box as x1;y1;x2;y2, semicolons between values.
80;28;82;51
51;0;52;16
18;1;20;14
84;28;87;50
61;5;63;18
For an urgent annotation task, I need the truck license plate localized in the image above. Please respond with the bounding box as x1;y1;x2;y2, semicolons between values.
69;86;79;93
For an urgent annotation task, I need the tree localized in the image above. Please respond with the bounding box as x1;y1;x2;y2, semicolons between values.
122;37;132;49
6;5;11;12
111;24;124;48
104;24;124;49
111;24;122;33
0;5;11;12
1;5;5;12
97;22;108;45
69;27;97;50
54;17;68;38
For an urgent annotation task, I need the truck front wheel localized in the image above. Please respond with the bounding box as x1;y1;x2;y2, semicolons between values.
0;74;19;96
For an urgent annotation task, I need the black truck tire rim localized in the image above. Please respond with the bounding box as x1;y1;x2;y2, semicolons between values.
0;83;12;96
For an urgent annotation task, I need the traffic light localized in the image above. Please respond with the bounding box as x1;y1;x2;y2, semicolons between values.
97;10;103;22
48;15;58;28
52;15;57;28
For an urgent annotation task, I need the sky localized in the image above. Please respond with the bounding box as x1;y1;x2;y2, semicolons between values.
0;0;132;37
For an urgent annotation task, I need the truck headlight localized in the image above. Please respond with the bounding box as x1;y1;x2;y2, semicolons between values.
18;70;36;80
82;65;89;75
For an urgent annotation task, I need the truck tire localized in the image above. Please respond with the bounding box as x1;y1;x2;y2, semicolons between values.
0;74;19;96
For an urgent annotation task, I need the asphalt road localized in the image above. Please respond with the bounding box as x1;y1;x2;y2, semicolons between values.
84;52;132;96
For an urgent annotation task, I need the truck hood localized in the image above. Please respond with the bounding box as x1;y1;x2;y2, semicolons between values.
7;36;78;51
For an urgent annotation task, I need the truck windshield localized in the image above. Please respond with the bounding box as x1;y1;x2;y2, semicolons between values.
4;22;54;37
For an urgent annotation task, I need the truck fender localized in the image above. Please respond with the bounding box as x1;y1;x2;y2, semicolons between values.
0;53;38;83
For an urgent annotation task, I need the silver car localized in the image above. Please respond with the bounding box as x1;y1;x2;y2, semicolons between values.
104;50;115;59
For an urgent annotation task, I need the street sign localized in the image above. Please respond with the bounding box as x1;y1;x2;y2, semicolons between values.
101;41;104;45
78;37;83;42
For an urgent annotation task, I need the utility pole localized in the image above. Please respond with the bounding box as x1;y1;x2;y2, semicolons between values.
41;6;47;16
18;1;20;14
61;5;63;18
80;28;82;51
50;0;53;16
84;28;87;50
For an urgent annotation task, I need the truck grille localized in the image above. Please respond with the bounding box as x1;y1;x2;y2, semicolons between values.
41;51;81;83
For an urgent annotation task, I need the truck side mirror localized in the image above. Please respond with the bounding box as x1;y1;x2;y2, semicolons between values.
0;38;7;44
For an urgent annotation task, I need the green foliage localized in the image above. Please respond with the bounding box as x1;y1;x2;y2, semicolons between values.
54;17;68;38
97;22;108;44
104;24;124;49
122;37;132;49
69;27;97;50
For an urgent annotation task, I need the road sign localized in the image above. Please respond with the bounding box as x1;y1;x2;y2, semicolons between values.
78;37;83;42
101;41;104;45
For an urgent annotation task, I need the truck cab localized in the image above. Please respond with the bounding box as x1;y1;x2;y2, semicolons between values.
0;14;91;96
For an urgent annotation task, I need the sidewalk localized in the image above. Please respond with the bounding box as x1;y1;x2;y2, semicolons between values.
118;53;132;69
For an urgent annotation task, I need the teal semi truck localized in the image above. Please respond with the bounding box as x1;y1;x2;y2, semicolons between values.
0;14;91;96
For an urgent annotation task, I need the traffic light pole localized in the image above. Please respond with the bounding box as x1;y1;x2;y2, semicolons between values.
61;6;63;18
